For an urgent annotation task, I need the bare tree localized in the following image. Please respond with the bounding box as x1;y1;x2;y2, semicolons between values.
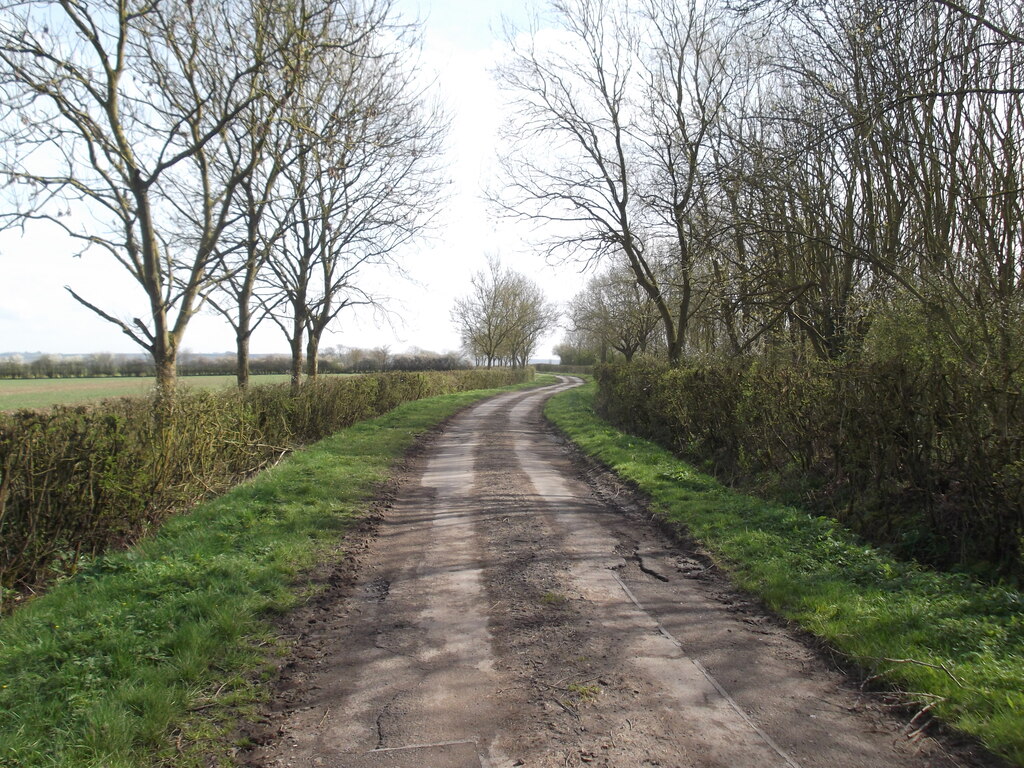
496;0;739;363
451;256;558;367
302;48;446;381
204;46;308;389
451;257;520;368
263;4;446;387
567;262;661;361
634;0;740;359
504;276;561;366
0;0;301;397
724;0;1024;365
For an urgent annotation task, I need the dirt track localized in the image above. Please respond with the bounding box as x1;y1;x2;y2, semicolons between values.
242;378;999;768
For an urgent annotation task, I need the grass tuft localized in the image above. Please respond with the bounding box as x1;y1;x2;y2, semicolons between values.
546;381;1024;765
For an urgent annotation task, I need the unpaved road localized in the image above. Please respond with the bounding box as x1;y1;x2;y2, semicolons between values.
242;378;999;768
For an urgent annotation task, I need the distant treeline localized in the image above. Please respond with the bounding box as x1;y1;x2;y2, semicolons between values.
0;349;470;379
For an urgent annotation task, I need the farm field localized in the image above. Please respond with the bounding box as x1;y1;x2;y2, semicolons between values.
0;374;292;411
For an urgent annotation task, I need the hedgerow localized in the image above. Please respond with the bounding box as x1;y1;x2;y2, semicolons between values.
594;359;1023;579
0;368;531;605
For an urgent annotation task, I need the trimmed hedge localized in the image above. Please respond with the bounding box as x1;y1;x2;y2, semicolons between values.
0;368;532;604
595;360;1024;578
535;363;593;375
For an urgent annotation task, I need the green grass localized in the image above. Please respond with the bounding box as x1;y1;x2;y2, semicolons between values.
0;377;551;768
546;381;1024;766
0;375;294;411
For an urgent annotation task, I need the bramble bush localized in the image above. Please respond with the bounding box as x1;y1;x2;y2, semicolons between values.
595;360;1024;578
0;368;531;605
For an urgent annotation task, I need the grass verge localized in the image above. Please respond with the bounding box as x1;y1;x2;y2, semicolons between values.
0;377;551;768
546;381;1024;765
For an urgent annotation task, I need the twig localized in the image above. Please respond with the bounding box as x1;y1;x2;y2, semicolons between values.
868;656;965;687
552;698;581;721
881;691;945;704
909;699;941;728
189;681;231;711
907;715;934;742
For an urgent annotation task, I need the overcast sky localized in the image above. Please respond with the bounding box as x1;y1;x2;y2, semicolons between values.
0;0;585;358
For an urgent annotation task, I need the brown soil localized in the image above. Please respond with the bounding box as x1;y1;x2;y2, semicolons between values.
239;378;1006;768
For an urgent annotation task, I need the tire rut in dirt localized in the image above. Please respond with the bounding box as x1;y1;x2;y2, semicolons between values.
470;406;593;765
477;391;729;767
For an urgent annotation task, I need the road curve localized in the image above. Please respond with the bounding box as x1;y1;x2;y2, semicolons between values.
245;378;986;768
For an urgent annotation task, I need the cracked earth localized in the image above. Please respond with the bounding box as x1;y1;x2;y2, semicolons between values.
240;378;1003;768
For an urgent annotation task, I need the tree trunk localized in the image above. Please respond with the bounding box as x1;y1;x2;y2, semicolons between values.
667;332;684;365
289;317;304;392
234;225;259;388
236;331;251;389
153;350;178;416
306;334;320;380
